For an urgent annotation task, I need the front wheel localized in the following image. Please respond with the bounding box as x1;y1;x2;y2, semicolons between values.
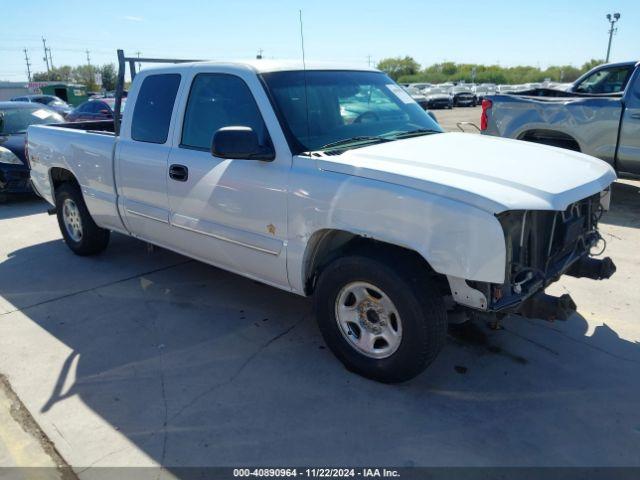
55;182;110;255
314;253;447;383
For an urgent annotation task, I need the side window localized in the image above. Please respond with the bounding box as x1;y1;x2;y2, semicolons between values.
76;102;91;113
90;102;105;113
575;66;633;94
181;73;268;150
131;74;181;144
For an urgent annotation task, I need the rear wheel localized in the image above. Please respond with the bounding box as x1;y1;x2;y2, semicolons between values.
314;253;447;383
55;182;110;255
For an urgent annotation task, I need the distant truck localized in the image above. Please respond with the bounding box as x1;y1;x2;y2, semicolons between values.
27;52;616;383
481;61;640;176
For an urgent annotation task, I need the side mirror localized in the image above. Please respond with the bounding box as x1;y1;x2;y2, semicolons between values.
99;109;112;116
211;126;274;161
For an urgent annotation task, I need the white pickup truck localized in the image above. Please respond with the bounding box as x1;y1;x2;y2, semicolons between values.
27;56;617;383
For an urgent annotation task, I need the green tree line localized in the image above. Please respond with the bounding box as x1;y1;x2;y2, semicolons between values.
32;64;117;91
377;56;604;84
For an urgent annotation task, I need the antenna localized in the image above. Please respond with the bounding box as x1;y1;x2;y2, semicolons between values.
299;9;311;147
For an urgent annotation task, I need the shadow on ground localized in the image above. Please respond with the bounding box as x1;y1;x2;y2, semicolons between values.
599;181;640;229
0;195;47;221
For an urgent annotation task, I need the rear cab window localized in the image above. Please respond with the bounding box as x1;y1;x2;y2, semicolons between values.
131;74;181;144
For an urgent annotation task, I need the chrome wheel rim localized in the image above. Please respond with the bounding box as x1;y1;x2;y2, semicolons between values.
62;198;83;242
335;281;402;359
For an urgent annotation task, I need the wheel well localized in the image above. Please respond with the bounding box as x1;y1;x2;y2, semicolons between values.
49;167;78;192
518;129;581;152
303;229;448;296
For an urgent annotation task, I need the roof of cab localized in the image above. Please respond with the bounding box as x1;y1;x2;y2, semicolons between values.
141;59;380;75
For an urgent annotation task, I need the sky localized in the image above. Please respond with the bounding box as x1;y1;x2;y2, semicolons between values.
1;0;638;82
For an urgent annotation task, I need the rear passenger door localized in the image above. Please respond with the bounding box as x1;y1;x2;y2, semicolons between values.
617;69;640;175
165;70;290;289
115;73;183;241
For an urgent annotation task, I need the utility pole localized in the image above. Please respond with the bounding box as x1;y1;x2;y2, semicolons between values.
48;46;54;70
23;48;32;82
86;50;91;66
256;48;263;60
136;51;142;70
41;37;50;75
605;12;621;62
367;55;372;67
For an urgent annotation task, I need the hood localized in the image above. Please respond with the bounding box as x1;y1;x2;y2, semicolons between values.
315;133;616;213
0;133;26;163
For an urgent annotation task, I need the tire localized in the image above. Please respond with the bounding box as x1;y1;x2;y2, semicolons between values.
314;252;447;383
55;182;110;255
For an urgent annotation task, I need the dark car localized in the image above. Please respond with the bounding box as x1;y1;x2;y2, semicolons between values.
10;94;72;118
0;102;64;200
451;87;476;107
424;88;453;109
66;98;126;122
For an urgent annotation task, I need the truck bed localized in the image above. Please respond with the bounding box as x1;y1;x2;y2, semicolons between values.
27;123;124;232
52;120;116;134
482;93;623;164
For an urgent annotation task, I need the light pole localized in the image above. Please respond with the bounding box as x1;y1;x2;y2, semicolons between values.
605;12;620;63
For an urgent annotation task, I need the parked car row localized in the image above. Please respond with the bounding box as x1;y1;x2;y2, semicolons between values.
401;79;580;109
10;94;127;122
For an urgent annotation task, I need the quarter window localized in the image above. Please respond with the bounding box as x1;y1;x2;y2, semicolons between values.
131;74;181;144
181;73;268;150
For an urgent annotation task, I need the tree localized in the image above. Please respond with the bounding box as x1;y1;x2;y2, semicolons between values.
32;66;73;82
73;65;98;91
377;56;420;80
100;64;117;91
397;60;601;85
581;59;604;72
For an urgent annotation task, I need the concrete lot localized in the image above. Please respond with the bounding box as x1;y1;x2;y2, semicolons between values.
432;105;482;133
0;112;639;476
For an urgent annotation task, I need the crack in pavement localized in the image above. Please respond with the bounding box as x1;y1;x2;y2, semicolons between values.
501;326;560;356
0;260;193;317
168;315;308;424
74;446;129;474
522;318;640;364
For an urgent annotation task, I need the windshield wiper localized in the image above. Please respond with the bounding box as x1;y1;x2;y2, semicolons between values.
320;136;392;151
391;128;441;139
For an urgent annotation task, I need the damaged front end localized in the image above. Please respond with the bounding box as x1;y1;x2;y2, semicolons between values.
463;189;616;321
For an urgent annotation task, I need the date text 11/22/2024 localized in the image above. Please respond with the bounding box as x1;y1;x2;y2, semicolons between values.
233;468;400;477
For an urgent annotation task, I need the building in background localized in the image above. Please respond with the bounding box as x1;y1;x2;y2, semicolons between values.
0;81;30;101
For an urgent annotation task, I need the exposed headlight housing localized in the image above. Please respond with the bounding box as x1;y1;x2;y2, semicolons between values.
0;146;23;165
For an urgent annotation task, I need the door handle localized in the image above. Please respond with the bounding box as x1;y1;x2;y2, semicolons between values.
630;113;640;119
169;164;188;182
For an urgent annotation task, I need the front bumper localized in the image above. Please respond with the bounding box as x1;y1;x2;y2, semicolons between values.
454;192;615;314
0;164;32;194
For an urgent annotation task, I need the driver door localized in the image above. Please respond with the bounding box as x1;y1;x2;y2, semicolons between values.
165;71;290;289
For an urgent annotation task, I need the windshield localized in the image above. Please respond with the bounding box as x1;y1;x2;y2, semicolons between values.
261;70;443;153
0;107;64;134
